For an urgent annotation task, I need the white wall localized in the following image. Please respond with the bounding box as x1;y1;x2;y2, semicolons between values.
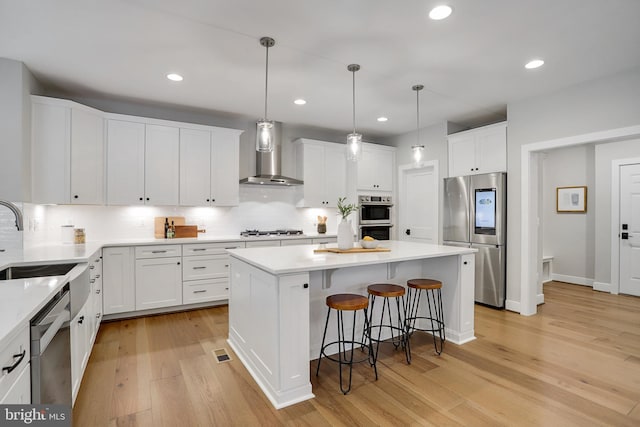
541;145;595;285
507;66;640;307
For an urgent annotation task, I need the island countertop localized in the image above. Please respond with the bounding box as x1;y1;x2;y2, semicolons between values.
226;240;476;275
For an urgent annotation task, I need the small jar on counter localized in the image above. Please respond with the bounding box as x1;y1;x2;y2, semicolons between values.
74;228;86;244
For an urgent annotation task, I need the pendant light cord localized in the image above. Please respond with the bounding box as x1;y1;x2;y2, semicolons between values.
264;44;269;120
416;88;420;144
352;69;356;134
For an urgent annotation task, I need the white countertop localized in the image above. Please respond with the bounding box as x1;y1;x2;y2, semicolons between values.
227;240;477;275
0;233;336;347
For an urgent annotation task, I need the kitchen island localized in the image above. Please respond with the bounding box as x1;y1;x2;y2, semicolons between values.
226;240;476;409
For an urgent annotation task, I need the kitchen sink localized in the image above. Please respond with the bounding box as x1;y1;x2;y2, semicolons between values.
0;263;77;280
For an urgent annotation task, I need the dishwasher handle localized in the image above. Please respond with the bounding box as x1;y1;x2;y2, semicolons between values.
33;290;71;355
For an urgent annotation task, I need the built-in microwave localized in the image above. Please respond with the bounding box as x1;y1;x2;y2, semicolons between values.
359;195;392;225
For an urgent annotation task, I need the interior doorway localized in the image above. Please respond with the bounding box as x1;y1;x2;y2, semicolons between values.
398;161;439;244
520;125;640;316
616;161;640;296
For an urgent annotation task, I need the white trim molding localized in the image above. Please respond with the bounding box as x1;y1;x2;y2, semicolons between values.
520;124;640;316
550;274;593;287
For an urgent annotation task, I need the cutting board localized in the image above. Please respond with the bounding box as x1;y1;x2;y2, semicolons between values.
154;217;185;238
174;225;198;238
314;247;391;254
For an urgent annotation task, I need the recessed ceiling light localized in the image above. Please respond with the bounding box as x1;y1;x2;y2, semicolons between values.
429;5;452;20
377;117;388;122
166;73;183;81
525;59;544;69
294;99;307;105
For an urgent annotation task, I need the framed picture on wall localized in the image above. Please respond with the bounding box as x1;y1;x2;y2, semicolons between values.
556;186;587;213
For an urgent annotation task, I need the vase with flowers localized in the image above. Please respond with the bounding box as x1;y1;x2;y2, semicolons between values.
336;197;358;250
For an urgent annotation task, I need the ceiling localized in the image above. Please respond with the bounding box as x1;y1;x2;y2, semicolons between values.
2;0;640;139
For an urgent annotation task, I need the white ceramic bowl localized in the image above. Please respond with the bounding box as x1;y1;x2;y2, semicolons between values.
360;239;379;249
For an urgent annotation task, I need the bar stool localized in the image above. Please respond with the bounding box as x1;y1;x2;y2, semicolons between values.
316;293;378;394
405;278;445;362
364;284;407;365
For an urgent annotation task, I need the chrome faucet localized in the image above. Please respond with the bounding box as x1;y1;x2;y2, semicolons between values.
0;200;24;231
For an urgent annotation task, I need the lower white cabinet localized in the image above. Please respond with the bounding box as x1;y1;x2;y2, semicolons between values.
71;303;91;404
280;238;313;246
312;237;337;245
135;256;183;311
103;246;136;315
183;278;229;304
0;324;30;404
245;240;280;248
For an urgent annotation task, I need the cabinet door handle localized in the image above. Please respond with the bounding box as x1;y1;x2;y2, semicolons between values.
303;283;309;289
177;262;181;265
89;265;95;270
193;290;207;294
2;350;26;374
224;264;229;267
95;274;101;279
224;247;237;250
74;195;79;199
90;279;95;284
78;316;85;325
192;248;207;251
151;250;167;254
464;261;468;265
139;197;143;201
96;289;101;294
193;266;206;270
96;313;101;319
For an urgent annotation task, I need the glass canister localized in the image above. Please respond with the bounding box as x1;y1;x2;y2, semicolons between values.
74;228;86;244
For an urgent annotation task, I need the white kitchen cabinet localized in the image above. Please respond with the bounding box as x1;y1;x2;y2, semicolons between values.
135;246;183;311
182;241;245;303
31;96;104;205
295;138;347;207
312;237;337;245
448;122;507;177
357;143;396;192
71;301;91;404
180;127;242;206
102;246;136;314
145;124;180;205
106;120;146;205
0;324;30;404
280;238;313;246
245;240;281;248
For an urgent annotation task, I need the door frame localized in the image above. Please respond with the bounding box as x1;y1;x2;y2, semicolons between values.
520;125;640;316
397;160;439;243
611;158;640;294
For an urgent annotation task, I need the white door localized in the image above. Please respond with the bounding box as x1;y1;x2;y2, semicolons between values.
620;163;640;296
399;163;438;243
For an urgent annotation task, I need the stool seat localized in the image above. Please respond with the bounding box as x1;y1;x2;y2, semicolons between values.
367;283;406;298
326;294;368;311
407;278;442;290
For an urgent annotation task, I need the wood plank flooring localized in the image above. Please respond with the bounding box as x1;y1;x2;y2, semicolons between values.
73;282;640;426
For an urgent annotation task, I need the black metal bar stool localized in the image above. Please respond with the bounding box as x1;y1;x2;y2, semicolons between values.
363;283;407;365
316;293;378;394
405;278;445;362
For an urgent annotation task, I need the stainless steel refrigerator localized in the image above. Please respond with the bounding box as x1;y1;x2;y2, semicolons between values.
443;172;506;308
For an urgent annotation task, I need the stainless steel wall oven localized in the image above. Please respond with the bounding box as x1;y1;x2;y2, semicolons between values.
359;195;393;240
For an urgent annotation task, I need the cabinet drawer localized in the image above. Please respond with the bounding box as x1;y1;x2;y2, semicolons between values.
135;244;182;259
183;279;229;304
312;237;337;245
245;240;280;248
280;238;313;246
183;241;245;256
0;324;30;400
183;255;229;281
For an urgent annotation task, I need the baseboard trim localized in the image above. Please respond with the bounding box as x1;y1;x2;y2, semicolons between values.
537;293;545;305
593;281;615;294
505;299;520;313
550;274;593;287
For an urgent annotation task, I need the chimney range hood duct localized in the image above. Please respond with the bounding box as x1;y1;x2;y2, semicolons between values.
240;122;303;186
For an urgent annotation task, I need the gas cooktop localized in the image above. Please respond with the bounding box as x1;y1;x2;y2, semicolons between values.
240;229;304;237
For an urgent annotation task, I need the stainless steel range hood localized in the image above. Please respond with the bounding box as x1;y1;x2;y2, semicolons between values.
240;122;303;186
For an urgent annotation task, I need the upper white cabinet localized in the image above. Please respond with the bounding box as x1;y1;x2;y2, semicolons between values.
180;128;241;206
107;120;180;205
144;124;180;205
295;138;347;208
31;96;104;205
357;143;396;192
106;120;146;205
447;122;507;177
102;246;136;315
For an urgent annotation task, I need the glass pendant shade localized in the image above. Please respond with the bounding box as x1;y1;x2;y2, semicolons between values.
256;119;274;152
412;145;424;165
347;132;362;161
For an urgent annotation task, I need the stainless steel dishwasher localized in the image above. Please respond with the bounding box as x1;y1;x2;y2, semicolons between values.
30;283;72;405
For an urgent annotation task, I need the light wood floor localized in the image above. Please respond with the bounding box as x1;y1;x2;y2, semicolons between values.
73;281;640;426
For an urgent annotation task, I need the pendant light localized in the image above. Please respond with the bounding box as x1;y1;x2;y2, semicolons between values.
411;84;425;165
256;37;275;152
346;64;362;162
